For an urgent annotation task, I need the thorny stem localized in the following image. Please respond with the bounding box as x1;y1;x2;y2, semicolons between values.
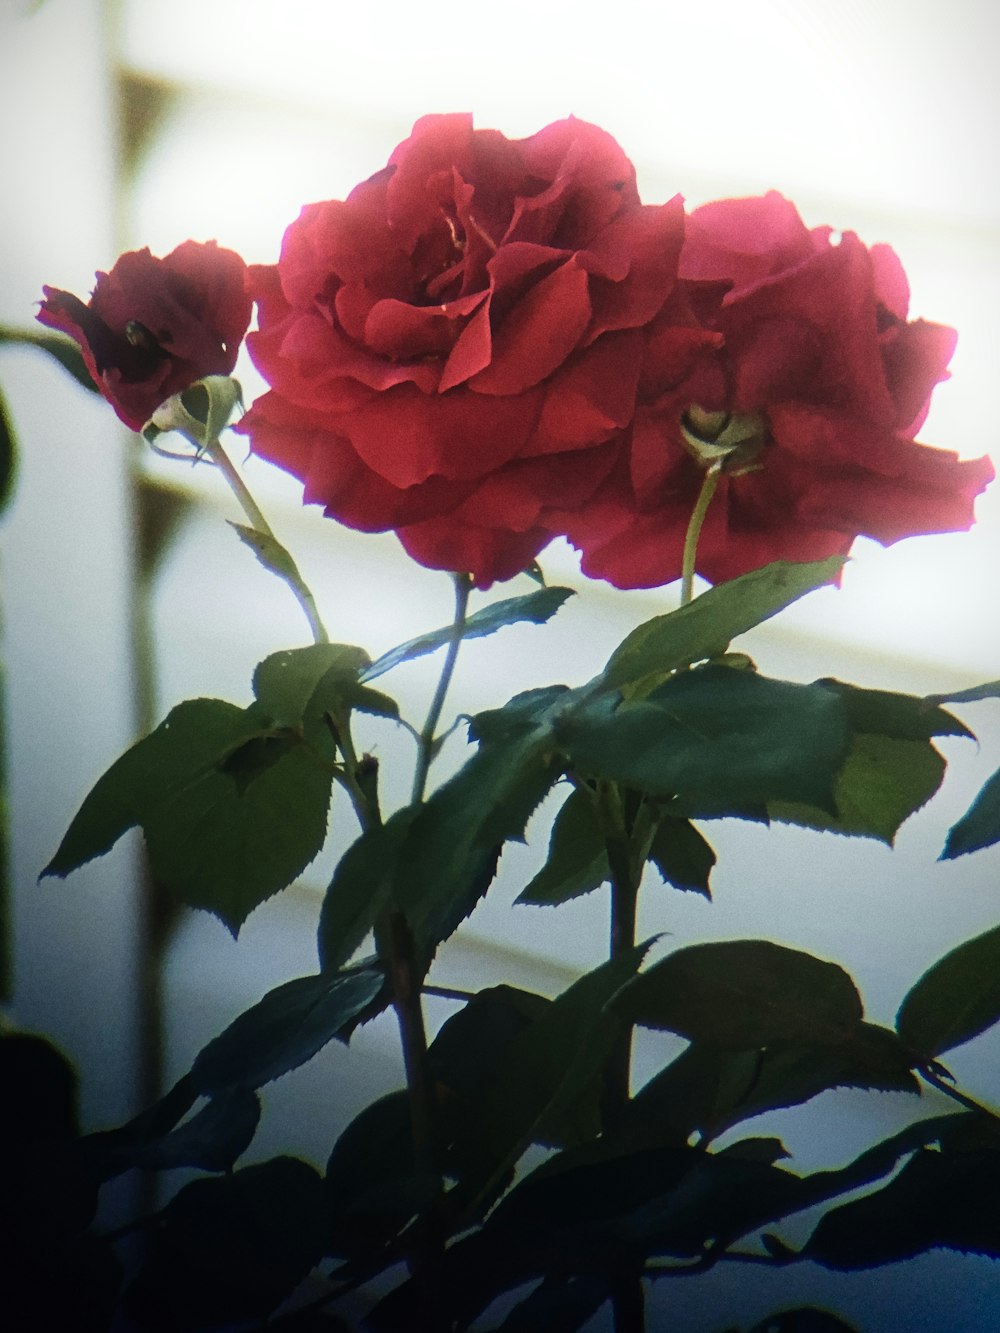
328;712;438;1280
597;782;646;1333
920;1064;1000;1122
411;571;472;803
680;460;723;607
201;436;330;645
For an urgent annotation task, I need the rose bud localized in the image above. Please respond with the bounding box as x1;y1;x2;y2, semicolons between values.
38;240;251;433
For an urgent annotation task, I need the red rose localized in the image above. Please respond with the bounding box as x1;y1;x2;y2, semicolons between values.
38;241;251;433
238;114;686;586
557;191;993;588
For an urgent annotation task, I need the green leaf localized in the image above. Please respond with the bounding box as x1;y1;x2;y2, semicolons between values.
647;817;715;896
455;946;650;1208
517;786;609;906
616;940;863;1048
804;1145;1000;1269
771;733;946;844
427;986;552;1107
942;765;1000;859
142;738;333;931
128;1157;328;1328
561;667;851;812
45;693;337;932
427;986;599;1162
318;810;418;972
927;679;1000;706
0;326;101;395
896;922;1000;1057
82;1075;199;1179
602;558;845;693
325;1091;442;1259
769;680;968;843
43;698;265;877
102;1088;261;1175
624;1024;917;1148
252;642;371;728
0;384;16;516
394;690;569;956
361;586;575;682
818;679;973;741
191;966;384;1095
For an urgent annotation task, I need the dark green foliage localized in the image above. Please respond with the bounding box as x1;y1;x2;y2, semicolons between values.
361;586;575;682
98;1088;260;1175
126;1157;328;1329
44;644;400;932
805;1143;1000;1268
517;785;610;905
616;940;864;1048
623;1023;918;1147
320;686;570;969
325;1090;442;1258
770;680;969;843
896;921;1000;1056
602;557;846;693
562;667;853;811
30;555;1000;1330
942;765;1000;858
191;966;384;1094
647;815;715;896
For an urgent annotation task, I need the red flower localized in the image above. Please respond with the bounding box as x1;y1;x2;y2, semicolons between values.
38;241;251;433
557;192;993;589
238;114;686;586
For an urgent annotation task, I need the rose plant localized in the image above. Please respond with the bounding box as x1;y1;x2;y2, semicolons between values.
3;115;1000;1333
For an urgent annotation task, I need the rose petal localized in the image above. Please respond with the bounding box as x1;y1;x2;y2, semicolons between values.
470;260;591;395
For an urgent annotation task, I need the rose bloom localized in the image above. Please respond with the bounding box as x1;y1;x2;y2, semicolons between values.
239;114;694;586
38;241;251;433
556;191;994;588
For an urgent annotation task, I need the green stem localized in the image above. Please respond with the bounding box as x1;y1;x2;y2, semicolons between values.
328;710;438;1232
202;436;330;646
410;572;472;804
680;460;723;607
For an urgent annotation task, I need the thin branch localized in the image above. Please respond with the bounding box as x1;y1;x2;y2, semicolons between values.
411;572;471;803
680;461;722;606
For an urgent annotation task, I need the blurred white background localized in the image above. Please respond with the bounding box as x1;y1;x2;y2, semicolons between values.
2;0;1000;1327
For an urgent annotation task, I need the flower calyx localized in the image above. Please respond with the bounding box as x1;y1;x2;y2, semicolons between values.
680;406;766;475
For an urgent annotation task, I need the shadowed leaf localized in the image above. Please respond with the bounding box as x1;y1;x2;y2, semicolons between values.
896;921;1000;1057
127;1157;327;1328
616;940;863;1048
517;786;609;906
805;1145;1000;1269
192;966;384;1095
561;667;851;813
941;766;1000;859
